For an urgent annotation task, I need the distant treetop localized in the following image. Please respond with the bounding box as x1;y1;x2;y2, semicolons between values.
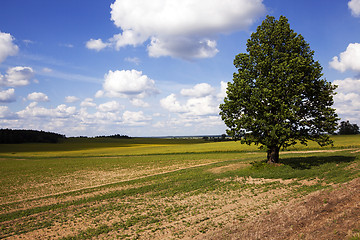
339;121;360;135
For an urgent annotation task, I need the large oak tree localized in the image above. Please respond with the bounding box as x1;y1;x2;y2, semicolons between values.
219;16;338;164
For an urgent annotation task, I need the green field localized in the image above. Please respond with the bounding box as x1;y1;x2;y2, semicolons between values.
1;135;360;239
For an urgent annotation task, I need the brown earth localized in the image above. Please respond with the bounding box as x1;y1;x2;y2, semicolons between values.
2;150;359;239
200;177;360;240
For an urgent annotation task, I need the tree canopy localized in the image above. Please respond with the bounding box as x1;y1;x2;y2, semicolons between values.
219;16;338;163
339;121;360;135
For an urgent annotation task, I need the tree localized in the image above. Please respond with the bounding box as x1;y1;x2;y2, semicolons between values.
219;16;338;164
339;121;360;135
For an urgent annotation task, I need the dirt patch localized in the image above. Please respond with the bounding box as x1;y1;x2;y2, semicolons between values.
208;163;249;174
2;149;359;240
1;159;234;212
201;177;360;240
281;148;358;154
1;175;296;239
218;176;322;187
1;159;225;205
4;176;359;240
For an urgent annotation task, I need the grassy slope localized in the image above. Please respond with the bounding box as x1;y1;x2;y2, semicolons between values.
0;135;359;239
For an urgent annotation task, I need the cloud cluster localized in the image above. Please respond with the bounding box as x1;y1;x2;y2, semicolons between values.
349;0;360;17
0;88;16;103
86;38;108;51
155;81;229;135
330;43;360;72
331;43;360;122
65;96;79;103
97;101;123;112
80;98;96;107
122;110;151;126
0;66;34;87
161;81;227;115
0;32;19;63
0;106;11;118
180;83;215;97
17;102;76;119
0;99;155;136
96;69;159;100
147;37;219;60
333;77;360;122
27;92;49;102
87;0;265;59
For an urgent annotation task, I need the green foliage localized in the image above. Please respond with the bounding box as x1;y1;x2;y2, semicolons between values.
339;120;360;135
219;16;338;162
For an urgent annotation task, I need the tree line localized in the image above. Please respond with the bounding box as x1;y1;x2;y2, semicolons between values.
0;129;66;144
338;121;360;135
73;134;131;139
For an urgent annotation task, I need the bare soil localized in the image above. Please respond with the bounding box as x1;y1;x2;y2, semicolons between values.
200;177;360;240
1;149;359;240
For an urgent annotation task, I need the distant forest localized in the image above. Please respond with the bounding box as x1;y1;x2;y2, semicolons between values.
0;129;131;144
0;129;66;144
74;134;131;139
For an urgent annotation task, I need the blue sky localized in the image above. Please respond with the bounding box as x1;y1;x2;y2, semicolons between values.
1;0;360;137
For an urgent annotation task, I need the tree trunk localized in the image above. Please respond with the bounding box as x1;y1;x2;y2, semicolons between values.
267;146;280;164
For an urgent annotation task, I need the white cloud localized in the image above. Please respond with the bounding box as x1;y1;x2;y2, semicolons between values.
349;0;360;17
333;78;360;94
95;90;105;98
42;67;53;73
0;88;16;103
159;81;229;133
65;96;79;103
334;92;360;116
186;96;219;116
148;37;219;59
130;98;150;107
333;77;360;124
27;92;49;102
100;69;159;98
153;115;224;134
0;106;13;118
160;94;218;116
110;0;265;37
88;0;266;59
0;31;19;63
217;81;228;100
161;81;226;115
17;102;76;118
329;43;360;72
122;110;151;126
0;66;34;87
86;39;108;51
160;94;187;113
125;57;141;65
110;31;147;49
97;101;123;112
80;98;96;107
180;83;215;98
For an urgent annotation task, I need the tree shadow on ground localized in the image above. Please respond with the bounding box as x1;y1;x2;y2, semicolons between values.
279;156;356;170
